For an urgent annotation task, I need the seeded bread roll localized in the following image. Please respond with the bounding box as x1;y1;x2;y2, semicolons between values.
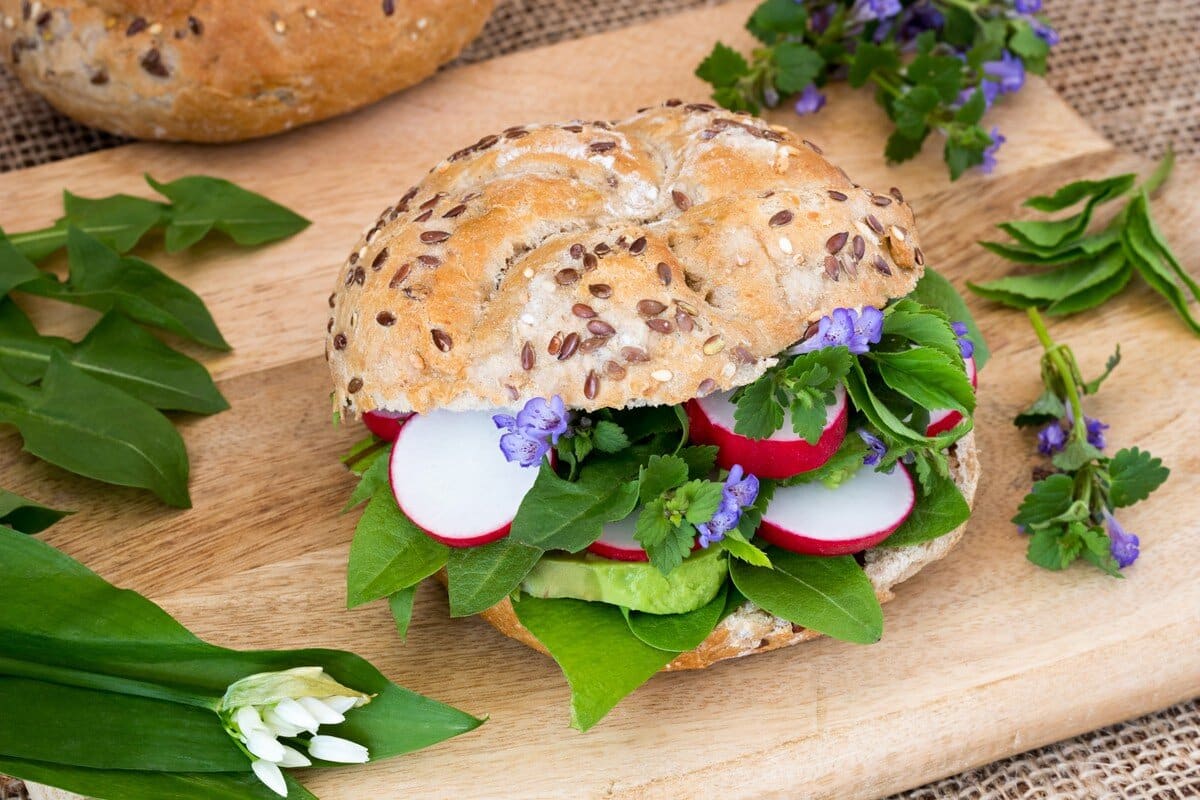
326;101;926;416
0;0;493;142
456;431;979;671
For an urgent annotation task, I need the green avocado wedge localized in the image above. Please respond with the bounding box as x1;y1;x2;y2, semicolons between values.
520;546;728;615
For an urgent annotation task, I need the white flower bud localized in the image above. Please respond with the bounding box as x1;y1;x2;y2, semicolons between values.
272;698;320;732
308;734;370;764
245;730;286;763
298;696;344;725
234;705;268;736
262;708;306;738
276;744;312;768
321;695;359;715
251;759;288;797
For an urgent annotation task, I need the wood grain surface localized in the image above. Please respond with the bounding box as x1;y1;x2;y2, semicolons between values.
1;2;1197;798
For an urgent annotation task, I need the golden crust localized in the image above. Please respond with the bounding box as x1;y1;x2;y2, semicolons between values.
458;431;979;671
0;0;493;142
326;102;926;416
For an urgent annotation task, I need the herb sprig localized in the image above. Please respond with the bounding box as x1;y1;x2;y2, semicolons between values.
1013;308;1168;574
0;176;308;506
969;151;1200;333
697;0;1056;178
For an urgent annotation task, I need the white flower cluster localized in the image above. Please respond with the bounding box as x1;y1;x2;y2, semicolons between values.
220;667;372;797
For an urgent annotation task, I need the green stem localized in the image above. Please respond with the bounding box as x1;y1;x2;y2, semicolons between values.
1139;147;1175;196
0;655;218;710
1026;308;1087;442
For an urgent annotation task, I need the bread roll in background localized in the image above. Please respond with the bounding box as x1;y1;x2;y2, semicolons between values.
0;0;494;142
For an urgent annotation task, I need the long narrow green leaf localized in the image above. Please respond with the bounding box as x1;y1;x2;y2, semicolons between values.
146;176;310;252
8;191;169;262
0;489;69;533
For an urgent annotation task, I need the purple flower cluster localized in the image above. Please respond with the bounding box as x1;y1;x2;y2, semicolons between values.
858;429;887;467
850;0;902;24
696;465;760;548
493;395;570;467
1104;511;1139;568
951;321;975;360
1037;410;1109;456
793;306;883;355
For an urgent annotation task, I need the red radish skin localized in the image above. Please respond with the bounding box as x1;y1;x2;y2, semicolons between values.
757;463;915;556
686;386;848;480
363;410;412;441
586;515;648;562
925;356;978;437
389;409;542;547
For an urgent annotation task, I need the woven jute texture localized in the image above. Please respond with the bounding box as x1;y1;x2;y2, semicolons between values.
1;1;1198;799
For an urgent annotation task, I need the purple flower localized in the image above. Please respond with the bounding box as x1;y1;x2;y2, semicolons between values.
1014;0;1042;13
850;0;902;23
895;1;945;44
498;431;551;467
516;395;569;444
696;465;760;548
859;430;887;466
1031;19;1059;46
951;321;975;360
1037;422;1066;455
981;127;1006;174
809;3;837;34
1086;416;1109;450
793;306;883;355
984;50;1025;95
793;85;826;116
1105;511;1139;568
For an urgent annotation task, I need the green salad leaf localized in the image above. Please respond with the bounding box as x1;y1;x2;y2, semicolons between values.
880;468;970;547
622;584;729;652
445;537;543;617
346;488;448;608
0;488;69;534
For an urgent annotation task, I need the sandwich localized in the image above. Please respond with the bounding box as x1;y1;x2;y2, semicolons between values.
327;100;984;730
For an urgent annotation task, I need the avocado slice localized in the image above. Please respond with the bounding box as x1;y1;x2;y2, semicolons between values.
520;547;728;615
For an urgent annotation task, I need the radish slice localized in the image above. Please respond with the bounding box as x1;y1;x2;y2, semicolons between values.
925;356;978;437
686;385;848;479
389;409;540;547
363;410;413;441
757;463;915;556
586;514;648;562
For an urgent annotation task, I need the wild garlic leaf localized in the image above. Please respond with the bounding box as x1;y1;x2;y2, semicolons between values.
0;488;69;534
872;346;975;415
1022;173;1136;212
1108;447;1169;507
146;175;310;252
445;537;543;617
346;488;448;607
22;228;230;350
0;232;44;295
0;354;190;507
509;457;639;551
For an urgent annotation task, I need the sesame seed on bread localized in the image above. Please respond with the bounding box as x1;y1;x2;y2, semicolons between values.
0;0;493;142
452;430;979;671
326;101;927;416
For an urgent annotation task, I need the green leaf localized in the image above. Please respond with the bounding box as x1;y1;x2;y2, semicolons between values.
1008;24;1050;72
511;595;677;731
1108;447;1169;507
844;362;929;448
509;458;639;551
146;175;309;252
891;85;941;140
884;129;929;164
1082;344;1121;394
21;229;230;350
782;347;853;443
746;0;807;44
637;454;690;503
1013;389;1067;427
729;549;883;644
732;372;785;439
0;488;69;534
880;468;970;547
0;755;315;800
681;445;718;479
780;434;867;488
944;130;988;181
635;499;695;576
905;53;964;103
591;420;629;453
1045;260;1134;316
343;445;391;512
1026;525;1073;570
969;247;1128;305
1052;438;1105;471
388;585;417;641
1078;524;1123;577
0;355;190;507
1022;174;1136;212
772;42;824;94
882;299;962;364
908;268;990;369
622;584;729;652
444;537;542;617
346;489;448;607
719;530;773;567
695;42;751;88
1012;474;1075;530
872;347;975;415
953;89;987;125
10;192;169;262
0;233;45;295
848;42;900;88
675;480;724;525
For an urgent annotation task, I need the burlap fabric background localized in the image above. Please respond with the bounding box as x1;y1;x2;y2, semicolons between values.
1;0;1197;797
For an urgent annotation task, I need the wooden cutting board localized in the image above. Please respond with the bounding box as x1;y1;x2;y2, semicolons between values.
3;2;1198;798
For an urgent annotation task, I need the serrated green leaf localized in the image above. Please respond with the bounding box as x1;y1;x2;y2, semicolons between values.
1026;525;1073;570
1082;344;1121;394
1045;260;1134;316
681;445;718;479
746;0;807;44
969;247;1128;305
1012;473;1075;530
730;549;882;644
695;42;751;88
848;42;900;88
772;42;824;94
591;419;630;453
1078;525;1123;577
732;374;785;439
882;299;961;364
676;480;724;525
638;454;690;503
635;499;695;575
1108;447;1169;507
0;355;190;506
892;84;940;140
954;89;987;125
908;268;990;369
905;53;964;103
346;489;448;607
1008;24;1050;72
884;129;928;164
1022;174;1135;212
146;175;309;252
445;536;542;617
1052;438;1105;471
